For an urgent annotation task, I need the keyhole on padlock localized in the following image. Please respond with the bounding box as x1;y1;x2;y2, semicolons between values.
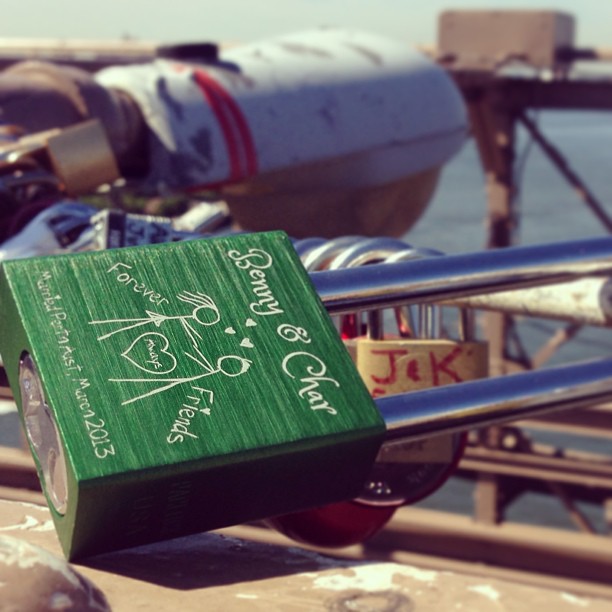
19;353;68;515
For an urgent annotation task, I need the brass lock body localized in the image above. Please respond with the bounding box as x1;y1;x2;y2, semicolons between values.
0;120;120;197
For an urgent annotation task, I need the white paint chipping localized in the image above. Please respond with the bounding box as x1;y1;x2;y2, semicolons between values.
32;520;55;532
561;592;590;607
0;515;54;532
49;592;73;609
467;585;501;602
312;562;438;592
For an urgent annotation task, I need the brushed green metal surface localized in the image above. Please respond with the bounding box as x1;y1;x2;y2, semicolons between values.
0;231;384;559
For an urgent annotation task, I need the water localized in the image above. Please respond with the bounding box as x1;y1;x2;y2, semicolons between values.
404;110;612;533
409;110;612;252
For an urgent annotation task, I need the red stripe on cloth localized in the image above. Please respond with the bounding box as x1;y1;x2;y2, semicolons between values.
192;69;258;182
192;69;242;181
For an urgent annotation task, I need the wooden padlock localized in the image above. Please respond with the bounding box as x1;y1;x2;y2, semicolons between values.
0;231;384;559
354;330;488;505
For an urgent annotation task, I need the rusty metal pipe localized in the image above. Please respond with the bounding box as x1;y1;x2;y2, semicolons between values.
443;277;612;327
378;357;612;444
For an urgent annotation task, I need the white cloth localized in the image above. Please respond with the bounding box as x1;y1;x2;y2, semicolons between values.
97;28;467;194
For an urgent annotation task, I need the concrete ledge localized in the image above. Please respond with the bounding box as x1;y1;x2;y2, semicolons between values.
0;499;610;611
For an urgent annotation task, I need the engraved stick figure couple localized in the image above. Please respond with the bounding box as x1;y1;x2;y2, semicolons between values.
90;290;252;405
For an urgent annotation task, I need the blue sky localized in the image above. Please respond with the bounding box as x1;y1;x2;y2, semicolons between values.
3;1;612;47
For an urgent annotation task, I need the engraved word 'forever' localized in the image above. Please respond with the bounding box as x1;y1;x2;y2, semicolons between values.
106;262;169;306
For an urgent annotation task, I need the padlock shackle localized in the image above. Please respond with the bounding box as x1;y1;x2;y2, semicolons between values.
377;357;612;443
311;236;612;314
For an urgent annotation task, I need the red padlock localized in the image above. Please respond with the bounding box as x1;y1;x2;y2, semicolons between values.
268;333;487;547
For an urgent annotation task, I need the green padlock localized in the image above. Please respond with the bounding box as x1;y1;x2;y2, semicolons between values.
0;231;384;559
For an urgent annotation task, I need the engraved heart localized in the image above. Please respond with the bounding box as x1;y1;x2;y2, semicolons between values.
245;318;257;327
225;327;236;334
201;408;211;416
121;332;177;374
240;338;254;348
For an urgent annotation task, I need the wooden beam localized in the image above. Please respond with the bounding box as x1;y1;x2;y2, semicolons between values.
455;72;612;112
